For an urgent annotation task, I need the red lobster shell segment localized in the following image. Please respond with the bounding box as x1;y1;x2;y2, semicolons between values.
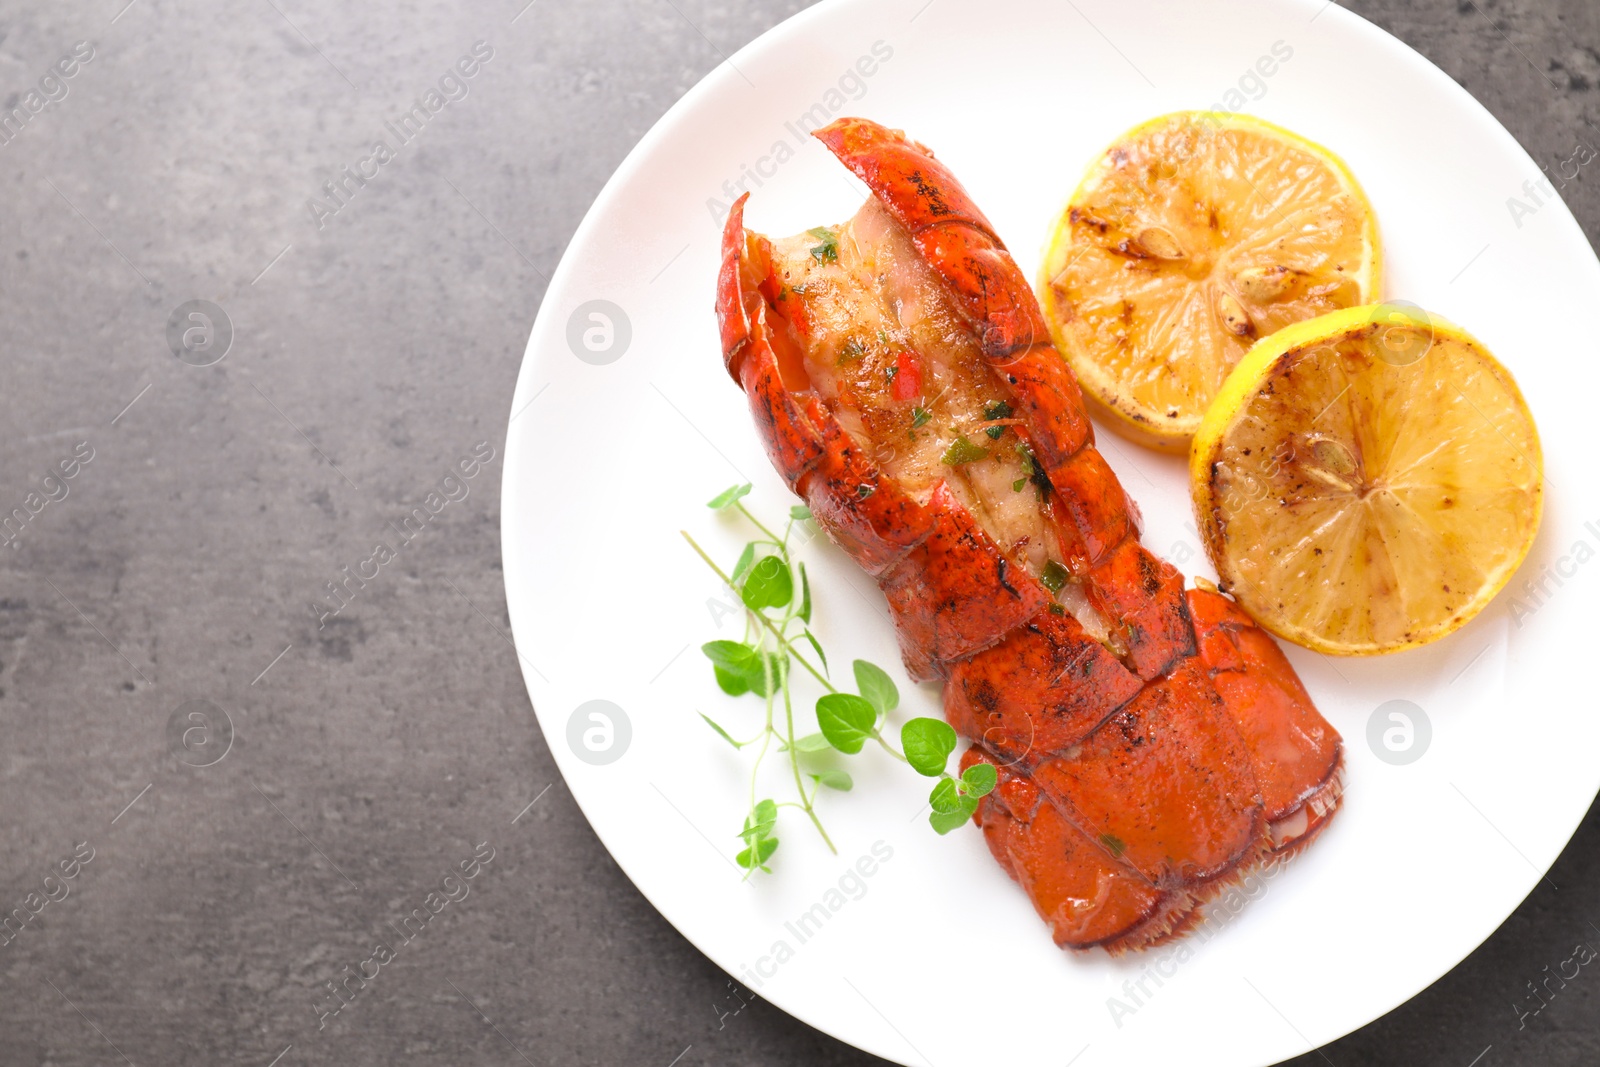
714;117;1343;952
964;747;1185;950
876;485;1053;680
944;608;1141;762
1026;658;1261;887
1188;588;1344;852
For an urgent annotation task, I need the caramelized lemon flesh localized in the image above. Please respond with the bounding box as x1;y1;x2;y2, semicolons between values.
1191;305;1542;655
1040;111;1380;451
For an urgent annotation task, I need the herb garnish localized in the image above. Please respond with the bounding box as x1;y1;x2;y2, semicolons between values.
808;227;839;264
1040;559;1070;595
1014;441;1051;497
941;435;989;467
684;487;997;875
982;400;1013;439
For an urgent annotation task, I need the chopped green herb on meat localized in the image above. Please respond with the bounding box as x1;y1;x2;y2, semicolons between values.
808;227;839;264
1040;560;1070;594
982;400;1013;439
941;435;989;467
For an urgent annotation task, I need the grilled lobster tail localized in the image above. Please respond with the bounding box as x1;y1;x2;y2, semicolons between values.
716;118;1342;951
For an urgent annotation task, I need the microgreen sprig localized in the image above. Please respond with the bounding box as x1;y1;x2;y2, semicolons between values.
683;486;996;877
901;717;998;833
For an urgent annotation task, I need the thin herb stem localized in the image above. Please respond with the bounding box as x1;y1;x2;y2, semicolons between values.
683;532;834;693
756;626;779;801
872;730;909;762
768;516;836;855
734;502;786;556
784;658;836;853
749;714;771;812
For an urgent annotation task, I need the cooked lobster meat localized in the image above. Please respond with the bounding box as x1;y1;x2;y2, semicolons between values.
715;117;1343;951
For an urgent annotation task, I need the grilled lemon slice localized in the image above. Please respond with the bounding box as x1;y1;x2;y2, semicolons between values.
1040;111;1380;452
1191;304;1542;655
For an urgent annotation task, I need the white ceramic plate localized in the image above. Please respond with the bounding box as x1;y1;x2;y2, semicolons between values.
503;1;1600;1062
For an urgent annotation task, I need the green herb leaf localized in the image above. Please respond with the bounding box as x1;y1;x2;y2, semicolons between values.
702;640;753;674
1040;560;1070;595
700;712;743;749
808;227;839;264
885;365;899;384
928;808;971;835
812;770;853;792
856;483;876;499
741;799;779;842
1099;833;1126;858
940;434;989;467
794;732;831;753
1015;441;1036;474
1012;477;1027;492
753;797;778;830
702;640;754;670
816;692;877;754
802;628;828;673
712;666;749;696
982;400;1013;439
929;776;965;814
960;761;997;798
1015;441;1051;497
707;483;752;510
853;660;899;717
740;555;793;610
790;505;813;522
838;337;865;364
737;836;779;870
730;542;757;586
798;563;812;624
1048;603;1066;615
911;406;931;429
901;717;957;778
702;640;784;697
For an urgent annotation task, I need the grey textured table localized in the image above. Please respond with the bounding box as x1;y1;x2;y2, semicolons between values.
1;1;1595;1064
